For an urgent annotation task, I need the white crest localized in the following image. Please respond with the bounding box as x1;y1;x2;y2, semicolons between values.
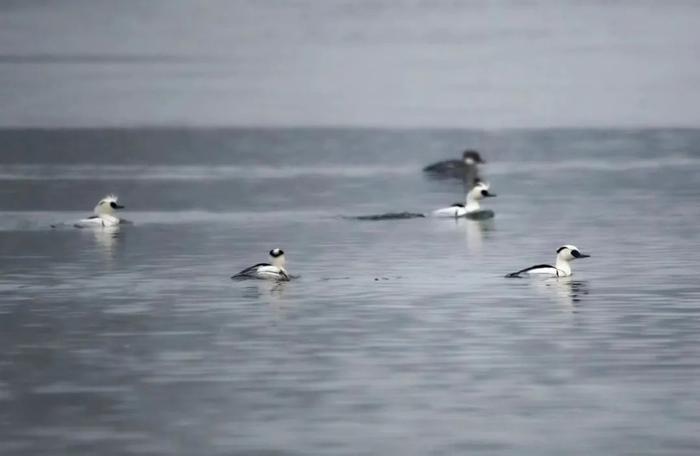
101;194;119;204
93;194;122;217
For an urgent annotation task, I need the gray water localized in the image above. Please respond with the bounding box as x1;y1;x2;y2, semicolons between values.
1;128;699;455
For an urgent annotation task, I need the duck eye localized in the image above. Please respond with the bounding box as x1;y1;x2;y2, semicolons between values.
571;250;581;258
109;202;118;209
481;190;488;196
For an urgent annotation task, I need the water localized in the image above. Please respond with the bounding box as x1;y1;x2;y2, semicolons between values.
1;128;699;455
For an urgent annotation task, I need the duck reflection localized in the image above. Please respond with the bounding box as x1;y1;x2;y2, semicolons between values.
239;280;291;323
464;218;495;253
92;224;122;260
431;216;496;254
533;277;590;310
240;279;289;299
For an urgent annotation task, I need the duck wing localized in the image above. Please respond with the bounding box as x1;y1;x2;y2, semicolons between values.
423;159;463;173
231;263;271;279
505;264;554;278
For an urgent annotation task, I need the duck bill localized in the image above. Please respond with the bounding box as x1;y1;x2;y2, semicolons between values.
114;204;125;209
484;192;496;197
579;253;591;258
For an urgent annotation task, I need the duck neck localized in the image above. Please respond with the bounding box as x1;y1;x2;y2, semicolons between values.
555;257;572;276
272;256;286;270
465;194;481;212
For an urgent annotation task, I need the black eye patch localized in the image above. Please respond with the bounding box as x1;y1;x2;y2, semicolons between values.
109;202;118;209
571;250;581;258
481;190;488;196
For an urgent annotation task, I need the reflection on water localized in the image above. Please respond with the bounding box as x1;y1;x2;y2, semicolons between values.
235;280;292;325
238;279;289;300
530;278;591;311
433;217;496;253
90;224;121;260
464;218;495;253
565;279;590;305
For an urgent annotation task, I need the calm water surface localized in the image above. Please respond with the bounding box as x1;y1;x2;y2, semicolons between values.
1;128;700;455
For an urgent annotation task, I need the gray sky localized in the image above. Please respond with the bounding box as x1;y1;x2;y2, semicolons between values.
0;0;699;128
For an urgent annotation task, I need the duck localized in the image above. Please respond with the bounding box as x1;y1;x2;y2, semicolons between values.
75;195;125;228
506;245;590;278
231;248;290;281
432;181;496;219
423;149;484;184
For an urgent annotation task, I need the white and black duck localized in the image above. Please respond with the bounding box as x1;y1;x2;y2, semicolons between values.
506;245;591;278
231;248;291;281
74;194;126;228
432;181;496;220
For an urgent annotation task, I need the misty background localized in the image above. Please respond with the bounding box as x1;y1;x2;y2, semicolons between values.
1;0;699;128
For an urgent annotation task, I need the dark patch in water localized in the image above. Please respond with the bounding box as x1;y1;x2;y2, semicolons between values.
350;212;425;221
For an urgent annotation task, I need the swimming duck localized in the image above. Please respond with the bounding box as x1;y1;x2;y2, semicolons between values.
423;149;484;184
506;245;590;278
432;181;496;219
231;248;291;281
75;194;125;228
